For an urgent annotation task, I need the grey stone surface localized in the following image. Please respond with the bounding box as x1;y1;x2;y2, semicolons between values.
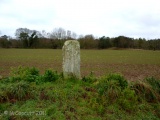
62;40;81;79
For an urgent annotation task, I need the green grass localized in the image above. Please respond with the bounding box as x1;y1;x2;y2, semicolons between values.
0;67;160;120
81;49;160;64
1;49;160;80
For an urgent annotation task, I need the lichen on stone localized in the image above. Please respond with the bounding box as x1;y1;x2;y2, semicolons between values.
62;40;81;79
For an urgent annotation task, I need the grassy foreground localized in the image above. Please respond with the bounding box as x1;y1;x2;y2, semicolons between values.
0;67;160;120
0;49;160;80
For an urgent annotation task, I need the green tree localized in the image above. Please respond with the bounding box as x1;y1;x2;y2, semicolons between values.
15;28;40;48
19;32;29;48
0;35;12;48
98;36;111;49
28;31;39;48
113;36;134;48
78;34;97;49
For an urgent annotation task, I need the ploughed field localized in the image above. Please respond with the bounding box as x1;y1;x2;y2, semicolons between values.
0;49;160;81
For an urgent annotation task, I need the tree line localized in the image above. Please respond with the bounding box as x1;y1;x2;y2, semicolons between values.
0;27;160;50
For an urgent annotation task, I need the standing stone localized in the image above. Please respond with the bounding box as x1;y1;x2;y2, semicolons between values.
62;40;81;79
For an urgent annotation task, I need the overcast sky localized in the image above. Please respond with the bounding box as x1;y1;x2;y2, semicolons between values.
0;0;160;39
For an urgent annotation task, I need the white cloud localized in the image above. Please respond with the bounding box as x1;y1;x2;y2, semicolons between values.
0;0;160;39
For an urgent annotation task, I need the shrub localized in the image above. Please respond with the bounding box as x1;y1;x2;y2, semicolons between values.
146;77;160;94
10;66;26;76
35;75;44;84
43;69;59;82
131;80;158;102
10;66;39;82
117;88;138;112
23;67;39;82
28;67;39;76
82;71;97;84
96;75;126;104
10;66;36;77
97;79;121;103
9;66;26;82
96;74;128;96
65;74;79;83
24;74;38;82
9;67;60;84
6;81;35;101
106;74;128;90
0;91;7;103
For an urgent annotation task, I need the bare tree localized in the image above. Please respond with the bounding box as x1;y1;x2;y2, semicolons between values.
41;30;48;38
15;28;30;39
15;28;42;39
71;32;77;39
50;27;66;39
67;30;71;39
15;28;41;48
